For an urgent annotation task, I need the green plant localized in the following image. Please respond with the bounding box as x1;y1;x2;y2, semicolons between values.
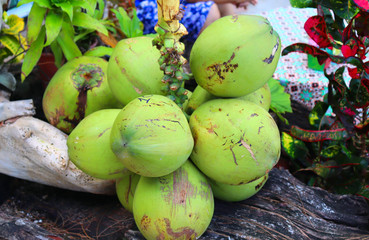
17;0;110;81
281;0;369;197
0;11;27;91
109;7;143;39
72;0;114;56
268;77;293;124
0;11;27;64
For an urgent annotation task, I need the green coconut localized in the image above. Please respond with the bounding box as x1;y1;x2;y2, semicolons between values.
190;15;281;97
184;83;271;117
43;56;122;133
189;98;280;185
116;171;141;212
107;36;166;105
184;85;216;116
133;160;214;240
67;109;128;180
237;83;271;111
209;174;268;202
110;95;194;177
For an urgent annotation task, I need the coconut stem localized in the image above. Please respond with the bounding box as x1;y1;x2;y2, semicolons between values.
154;0;190;108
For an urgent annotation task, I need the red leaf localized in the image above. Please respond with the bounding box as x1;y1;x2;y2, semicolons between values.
343;17;355;43
348;67;360;78
362;78;369;93
341;106;356;117
353;0;369;12
290;126;349;142
341;44;358;58
321;163;360;169
304;16;332;48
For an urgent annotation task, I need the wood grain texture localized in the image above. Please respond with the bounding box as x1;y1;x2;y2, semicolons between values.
1;168;368;239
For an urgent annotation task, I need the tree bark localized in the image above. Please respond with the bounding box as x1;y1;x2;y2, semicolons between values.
1;168;368;239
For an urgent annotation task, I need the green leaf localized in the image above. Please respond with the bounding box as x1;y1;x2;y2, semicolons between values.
55;2;73;21
270;106;290;125
0;49;12;63
112;7;131;37
21;27;46;82
56;30;82;61
112;7;143;38
318;0;359;20
50;40;63;68
309;161;336;178
74;29;95;43
27;2;47;44
60;15;75;37
289;0;316;8
268;78;292;114
17;0;34;6
84;0;98;15
290;126;349;142
56;19;81;61
83;46;113;57
44;9;63;46
349;78;369;108
0;35;22;55
331;67;347;97
94;0;105;20
320;144;341;158
72;11;108;36
281;132;309;160
130;9;144;37
33;0;52;9
70;0;95;14
2;14;25;35
308;101;329;128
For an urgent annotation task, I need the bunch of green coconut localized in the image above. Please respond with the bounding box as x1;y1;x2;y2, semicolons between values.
42;14;281;240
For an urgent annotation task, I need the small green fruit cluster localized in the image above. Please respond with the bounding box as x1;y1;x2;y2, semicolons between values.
153;26;191;107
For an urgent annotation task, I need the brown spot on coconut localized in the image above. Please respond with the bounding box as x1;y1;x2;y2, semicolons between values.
42;56;122;134
190;15;281;97
133;161;214;240
189;98;280;185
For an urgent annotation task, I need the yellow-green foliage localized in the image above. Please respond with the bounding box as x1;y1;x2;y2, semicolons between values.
0;12;27;63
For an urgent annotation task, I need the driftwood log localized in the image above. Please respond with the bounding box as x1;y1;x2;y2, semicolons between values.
1;168;368;239
0;87;115;194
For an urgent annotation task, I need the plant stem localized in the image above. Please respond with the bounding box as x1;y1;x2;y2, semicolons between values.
361;107;368;159
154;0;190;108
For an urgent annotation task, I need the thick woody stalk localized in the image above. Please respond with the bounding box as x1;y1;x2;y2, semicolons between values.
154;0;190;107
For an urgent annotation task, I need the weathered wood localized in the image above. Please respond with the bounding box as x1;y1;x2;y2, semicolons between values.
1;168;368;239
0;88;36;122
0;116;115;195
0;99;36;122
0;209;63;240
0;87;114;195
